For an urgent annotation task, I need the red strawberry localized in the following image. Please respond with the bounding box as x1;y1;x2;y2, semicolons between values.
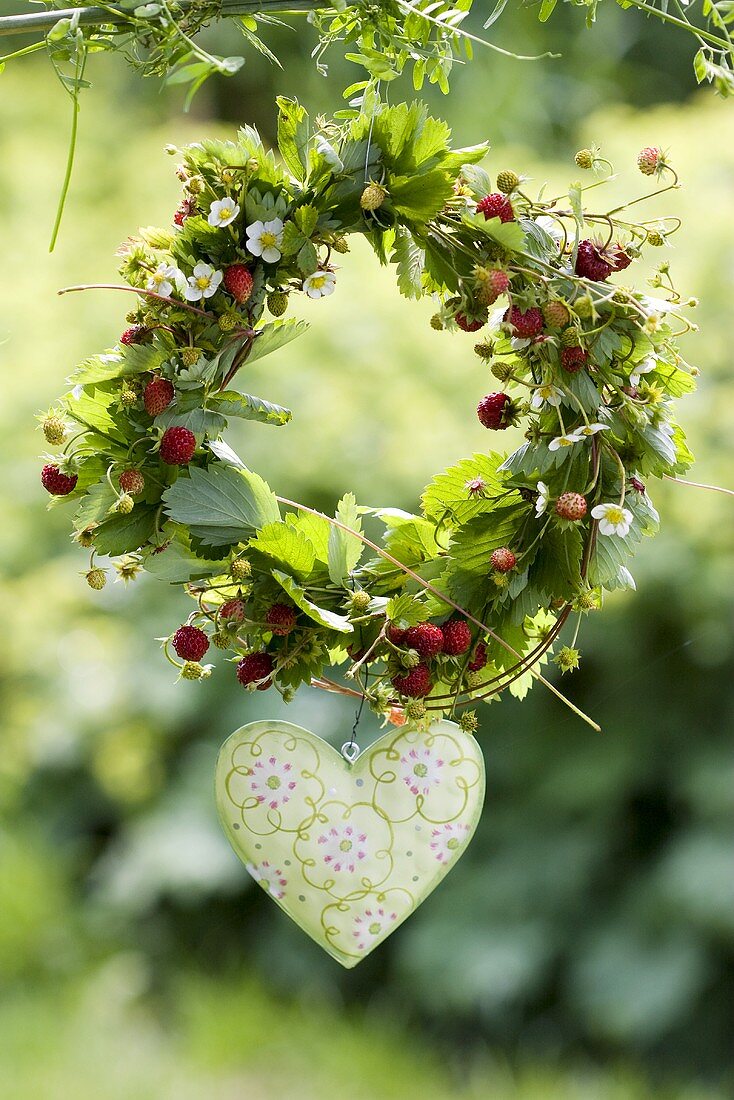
490;547;517;573
482;269;510;300
575;240;612;282
173;198;195;227
118;468;145;496
391;663;433;698
220;598;246;623
120;325;147;346
561;346;589;373
387;623;408;646
442;619;472;656
505;306;544;339
172;624;209;661
223;264;254;303
637;146;663;176
41;464;78;496
144;377;175;417
160;426;196;465
455;312;484;333
266;603;296;636
237;651;274;690
468;643;488;672
404;623;444;658
477;392;512;430
610;245;632;272
477;193;515;223
555;492;587;521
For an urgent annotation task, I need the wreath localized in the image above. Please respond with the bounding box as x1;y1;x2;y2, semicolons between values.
40;96;697;733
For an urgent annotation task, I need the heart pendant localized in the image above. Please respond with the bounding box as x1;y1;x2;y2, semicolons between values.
215;719;485;968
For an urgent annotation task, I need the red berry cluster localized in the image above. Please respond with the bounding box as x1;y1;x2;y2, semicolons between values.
388;618;478;699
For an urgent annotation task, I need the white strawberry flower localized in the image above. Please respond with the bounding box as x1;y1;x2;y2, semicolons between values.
207;197;240;228
146;262;183;298
630;356;656;387
591;502;633;537
575;422;610;438
184;262;223;302
548;431;583;451
535;481;549;517
531;382;563;410
302;269;336;299
246;218;284;264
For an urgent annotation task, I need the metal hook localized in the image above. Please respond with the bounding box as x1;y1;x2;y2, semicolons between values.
341;741;360;764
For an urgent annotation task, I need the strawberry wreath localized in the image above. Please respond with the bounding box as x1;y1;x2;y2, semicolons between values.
40;97;697;735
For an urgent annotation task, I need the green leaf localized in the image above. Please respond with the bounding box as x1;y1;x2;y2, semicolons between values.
297;239;319;275
272;570;353;633
284;511;331;564
162;465;279;546
250;522;316;579
390;170;453;223
276;96;310;181
530;523;584;601
328;493;364;586
143;537;229;582
155;405;226;441
391;228;425;300
69;343;166;386
385;593;426;629
422;452;510;526
73;479;118;527
209;391;292;426
247;320;309;365
94;506;158;556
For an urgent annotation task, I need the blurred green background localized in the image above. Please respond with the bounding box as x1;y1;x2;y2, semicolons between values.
0;4;733;1097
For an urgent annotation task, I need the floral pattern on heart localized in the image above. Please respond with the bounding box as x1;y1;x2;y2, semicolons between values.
216;719;485;967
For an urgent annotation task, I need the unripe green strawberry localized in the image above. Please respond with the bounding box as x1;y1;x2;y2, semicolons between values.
496;169;519;194
459;710;479;734
404;700;427;722
74;525;97;548
561;327;582;347
181;661;211;680
575;148;594;170
219;312;239;332
647;230;665;247
349;590;371;614
230;558;251;582
115;494;134;515
574;295;594;320
181;347;201;367
491;361;514;383
267;291;288;317
474;341;493;360
119;385;138;409
85;567;107;590
430;314;444;331
360;181;387;211
542;300;570;329
211;631;233;650
555;646;581;673
331;237;350;254
42;416;67;445
400;649;421;669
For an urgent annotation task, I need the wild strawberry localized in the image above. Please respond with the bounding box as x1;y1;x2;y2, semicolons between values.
442;619;472;656
360;182;387;211
220;598;246;623
160;426;196;465
477;193;515;223
561;346;589;373
496;169;519;194
456;311;485;332
543;300;570;329
267;291;288;317
574;148;594;170
404;623;444;658
119;469;145;496
468;643;488;672
230;558;251;582
555;492;588;521
85;568;107;590
575;240;613;282
223;264;254;303
115;494;134;515
120;325;147;346
475;267;510;304
504;306;544;339
490;547;517;573
173;198;195;226
236;651;274;690
637;146;664;176
609;245;632;272
265;603;296;636
41;464;78;496
387;623;408;646
391;663;433;698
477;391;512;430
172;624;209;661
144;377;175;417
42;416;67;445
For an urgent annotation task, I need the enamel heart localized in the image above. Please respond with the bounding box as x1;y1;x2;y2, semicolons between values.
215;719;485;967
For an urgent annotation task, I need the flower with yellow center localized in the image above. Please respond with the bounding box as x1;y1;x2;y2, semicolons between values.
548;431;583;452
207;197;240;228
184;262;223;302
302;269;336;299
245;218;284;264
591;502;633;537
146;262;184;298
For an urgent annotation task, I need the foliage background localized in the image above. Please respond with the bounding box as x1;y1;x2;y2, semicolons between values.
0;3;732;1096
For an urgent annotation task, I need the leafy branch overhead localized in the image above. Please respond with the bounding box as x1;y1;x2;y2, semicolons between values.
41;96;696;727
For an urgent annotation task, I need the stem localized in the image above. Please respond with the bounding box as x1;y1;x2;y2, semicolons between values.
664;474;734;497
58;282;215;319
275;494;601;732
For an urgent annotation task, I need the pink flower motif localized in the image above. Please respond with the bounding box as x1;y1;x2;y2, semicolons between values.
245;860;287;900
352;906;398;950
317;823;368;874
249;754;297;810
398;745;445;797
429;822;470;863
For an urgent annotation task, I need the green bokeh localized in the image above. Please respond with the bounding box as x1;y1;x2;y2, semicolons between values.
0;12;733;1097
